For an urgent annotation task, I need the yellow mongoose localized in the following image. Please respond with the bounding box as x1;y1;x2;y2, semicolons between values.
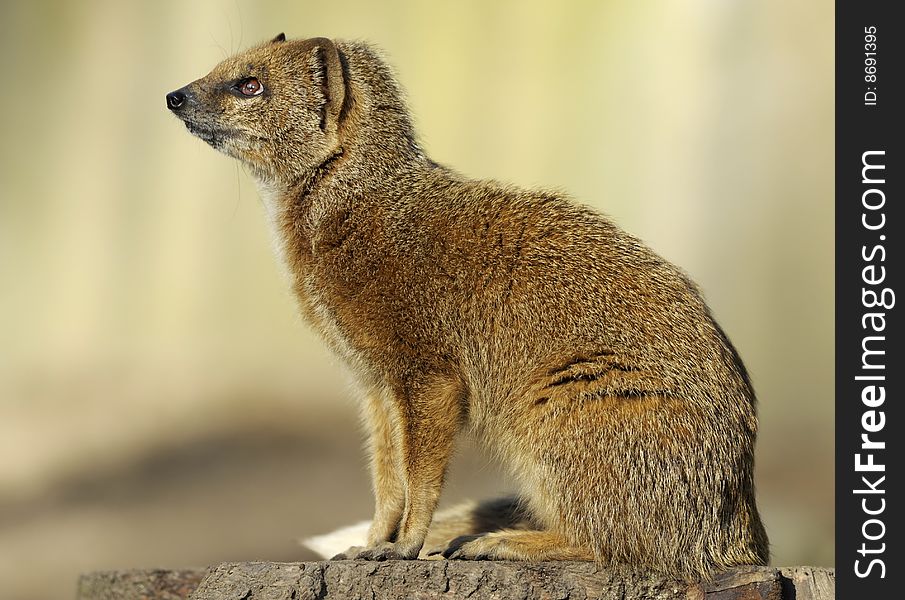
166;34;769;578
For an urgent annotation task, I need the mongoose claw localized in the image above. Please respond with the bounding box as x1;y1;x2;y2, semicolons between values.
421;544;448;558
331;542;418;561
329;546;359;560
442;535;492;560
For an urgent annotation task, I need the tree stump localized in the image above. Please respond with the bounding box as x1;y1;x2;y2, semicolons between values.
77;562;835;600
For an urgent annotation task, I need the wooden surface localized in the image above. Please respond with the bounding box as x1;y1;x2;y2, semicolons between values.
76;569;206;600
77;562;835;600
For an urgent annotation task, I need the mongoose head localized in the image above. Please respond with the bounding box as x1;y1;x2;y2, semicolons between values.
166;34;347;183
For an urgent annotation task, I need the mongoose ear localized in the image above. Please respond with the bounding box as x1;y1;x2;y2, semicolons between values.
270;32;286;44
306;38;346;133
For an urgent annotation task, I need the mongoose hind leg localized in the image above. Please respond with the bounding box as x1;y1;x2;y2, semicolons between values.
443;529;594;561
420;496;533;558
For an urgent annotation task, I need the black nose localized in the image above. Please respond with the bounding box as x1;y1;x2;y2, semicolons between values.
166;90;186;110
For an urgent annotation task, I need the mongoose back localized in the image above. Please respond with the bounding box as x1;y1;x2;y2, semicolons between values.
166;34;769;579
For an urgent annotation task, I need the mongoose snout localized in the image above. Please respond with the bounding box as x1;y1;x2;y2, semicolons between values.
165;88;187;110
167;34;769;579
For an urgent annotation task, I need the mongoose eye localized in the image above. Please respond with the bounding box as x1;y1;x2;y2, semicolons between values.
238;77;264;97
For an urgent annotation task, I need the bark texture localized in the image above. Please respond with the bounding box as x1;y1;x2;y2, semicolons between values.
77;562;835;600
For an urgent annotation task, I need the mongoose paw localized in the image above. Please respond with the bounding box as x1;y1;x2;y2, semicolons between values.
331;542;418;561
420;543;449;559
443;530;596;561
442;535;495;560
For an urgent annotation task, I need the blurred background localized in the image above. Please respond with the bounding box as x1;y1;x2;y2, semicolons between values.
0;1;833;598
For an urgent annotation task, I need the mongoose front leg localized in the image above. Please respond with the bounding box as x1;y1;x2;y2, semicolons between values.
334;376;463;560
362;390;405;546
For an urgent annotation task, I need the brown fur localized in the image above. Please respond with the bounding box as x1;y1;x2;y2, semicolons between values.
166;34;769;579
